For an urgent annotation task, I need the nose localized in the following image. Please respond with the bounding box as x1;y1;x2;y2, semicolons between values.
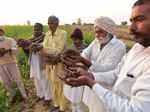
129;22;137;34
95;33;99;38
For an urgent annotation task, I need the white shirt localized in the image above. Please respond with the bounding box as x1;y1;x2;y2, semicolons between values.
81;36;126;112
82;36;126;72
93;43;150;112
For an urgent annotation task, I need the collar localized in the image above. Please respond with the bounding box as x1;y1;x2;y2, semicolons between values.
47;28;59;36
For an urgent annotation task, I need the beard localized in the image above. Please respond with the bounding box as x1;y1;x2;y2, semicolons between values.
97;34;111;45
133;33;150;47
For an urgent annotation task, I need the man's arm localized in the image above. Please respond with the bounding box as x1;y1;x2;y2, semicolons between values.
92;67;150;112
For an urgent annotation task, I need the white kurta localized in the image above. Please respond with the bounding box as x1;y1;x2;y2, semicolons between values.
82;36;126;112
64;50;87;112
92;43;150;112
30;52;51;100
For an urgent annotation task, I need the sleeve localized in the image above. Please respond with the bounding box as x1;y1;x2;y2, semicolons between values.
93;55;126;86
42;35;47;47
11;39;17;54
92;65;150;112
90;42;126;72
63;32;68;50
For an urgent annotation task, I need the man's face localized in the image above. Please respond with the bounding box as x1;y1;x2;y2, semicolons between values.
129;3;150;47
33;25;43;37
72;38;82;47
94;26;108;44
48;20;58;33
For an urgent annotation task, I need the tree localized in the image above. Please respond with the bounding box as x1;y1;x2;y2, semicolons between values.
121;21;128;26
77;18;82;25
27;20;31;26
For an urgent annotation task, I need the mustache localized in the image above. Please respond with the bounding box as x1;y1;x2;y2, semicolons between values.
129;31;143;36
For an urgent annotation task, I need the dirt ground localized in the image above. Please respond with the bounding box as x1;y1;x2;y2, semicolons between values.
8;79;89;112
8;80;57;112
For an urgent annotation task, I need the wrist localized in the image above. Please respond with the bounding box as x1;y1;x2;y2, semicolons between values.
88;79;96;88
87;72;95;88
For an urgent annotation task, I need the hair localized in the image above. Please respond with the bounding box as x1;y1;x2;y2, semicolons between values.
71;28;83;40
133;0;150;7
48;15;59;23
0;28;4;33
34;23;43;30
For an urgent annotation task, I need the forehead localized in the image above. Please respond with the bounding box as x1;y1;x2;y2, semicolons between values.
95;26;104;31
94;26;107;34
34;25;42;30
131;3;150;18
48;19;58;24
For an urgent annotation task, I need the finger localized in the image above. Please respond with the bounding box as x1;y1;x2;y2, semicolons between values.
65;78;80;87
68;67;78;72
62;59;74;67
65;56;77;63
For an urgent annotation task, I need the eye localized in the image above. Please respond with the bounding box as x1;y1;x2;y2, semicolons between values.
135;16;145;23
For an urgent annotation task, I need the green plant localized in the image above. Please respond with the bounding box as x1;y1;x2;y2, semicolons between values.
0;83;9;112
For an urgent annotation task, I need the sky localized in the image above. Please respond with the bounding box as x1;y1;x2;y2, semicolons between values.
0;0;137;25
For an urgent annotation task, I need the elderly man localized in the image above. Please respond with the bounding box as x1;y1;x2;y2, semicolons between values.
0;28;27;102
62;0;150;112
82;16;126;112
42;16;68;112
63;17;126;112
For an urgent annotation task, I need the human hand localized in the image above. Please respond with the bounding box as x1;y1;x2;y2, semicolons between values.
59;67;95;88
0;48;6;56
30;43;43;52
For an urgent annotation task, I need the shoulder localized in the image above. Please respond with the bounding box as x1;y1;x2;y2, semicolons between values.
59;29;67;35
45;31;50;36
111;36;126;49
5;37;16;43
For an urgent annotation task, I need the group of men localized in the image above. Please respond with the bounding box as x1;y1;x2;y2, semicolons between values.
1;0;150;112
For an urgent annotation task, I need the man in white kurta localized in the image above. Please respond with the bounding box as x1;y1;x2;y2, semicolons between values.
62;1;150;112
81;17;126;112
63;17;126;112
63;28;87;112
29;23;52;101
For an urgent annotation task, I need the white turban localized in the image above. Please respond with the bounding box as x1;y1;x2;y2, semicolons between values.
94;16;116;34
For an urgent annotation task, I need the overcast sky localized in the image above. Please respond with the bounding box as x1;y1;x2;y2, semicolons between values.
0;0;137;25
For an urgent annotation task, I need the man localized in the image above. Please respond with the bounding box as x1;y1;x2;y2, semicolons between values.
63;17;126;112
17;23;52;102
29;23;52;102
0;28;27;102
42;16;69;112
64;28;88;112
62;0;150;112
70;28;87;53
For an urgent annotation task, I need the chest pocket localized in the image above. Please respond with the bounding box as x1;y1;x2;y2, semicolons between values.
114;74;136;98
